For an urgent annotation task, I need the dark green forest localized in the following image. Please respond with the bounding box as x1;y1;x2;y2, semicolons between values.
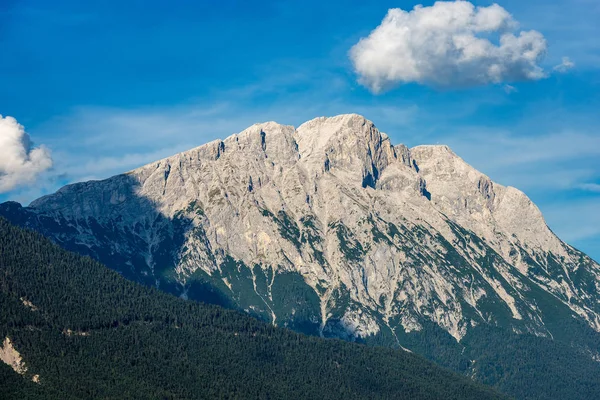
0;217;506;400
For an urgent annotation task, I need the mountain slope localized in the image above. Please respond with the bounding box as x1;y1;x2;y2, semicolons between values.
2;113;600;399
0;217;507;399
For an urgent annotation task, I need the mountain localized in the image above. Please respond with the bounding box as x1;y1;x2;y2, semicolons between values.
0;217;507;399
2;114;600;398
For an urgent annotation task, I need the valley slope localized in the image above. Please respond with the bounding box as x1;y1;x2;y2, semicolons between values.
0;217;506;399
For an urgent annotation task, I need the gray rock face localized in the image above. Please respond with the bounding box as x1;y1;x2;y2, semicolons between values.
3;114;600;345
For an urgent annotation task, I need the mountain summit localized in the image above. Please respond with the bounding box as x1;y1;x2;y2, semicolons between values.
2;114;600;398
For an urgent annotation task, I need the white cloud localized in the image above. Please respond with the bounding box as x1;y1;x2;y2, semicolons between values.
0;115;53;193
503;84;518;94
553;56;575;73
579;183;600;192
350;1;548;92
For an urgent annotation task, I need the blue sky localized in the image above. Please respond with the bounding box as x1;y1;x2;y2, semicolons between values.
0;0;599;260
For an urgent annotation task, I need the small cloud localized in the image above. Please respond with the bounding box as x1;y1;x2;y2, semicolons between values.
349;1;548;93
553;57;575;73
579;183;600;192
504;84;518;94
0;115;53;193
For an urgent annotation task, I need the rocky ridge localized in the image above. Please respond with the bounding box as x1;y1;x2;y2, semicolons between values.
2;114;599;346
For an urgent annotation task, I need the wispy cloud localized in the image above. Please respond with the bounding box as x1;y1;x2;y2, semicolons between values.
503;84;518;94
14;103;320;195
440;128;600;190
553;56;575;73
36;104;259;184
579;183;600;192
543;199;600;245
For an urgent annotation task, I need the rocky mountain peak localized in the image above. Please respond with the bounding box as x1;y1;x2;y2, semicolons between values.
295;114;408;188
3;113;600;347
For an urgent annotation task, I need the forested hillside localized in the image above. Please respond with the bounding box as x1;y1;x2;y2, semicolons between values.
0;217;506;400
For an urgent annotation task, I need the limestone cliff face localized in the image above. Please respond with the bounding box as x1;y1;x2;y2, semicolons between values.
3;114;599;345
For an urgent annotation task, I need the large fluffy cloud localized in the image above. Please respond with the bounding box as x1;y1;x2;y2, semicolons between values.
0;115;52;193
350;1;548;92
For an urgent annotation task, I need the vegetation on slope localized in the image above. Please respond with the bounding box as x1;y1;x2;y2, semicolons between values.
0;218;505;400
